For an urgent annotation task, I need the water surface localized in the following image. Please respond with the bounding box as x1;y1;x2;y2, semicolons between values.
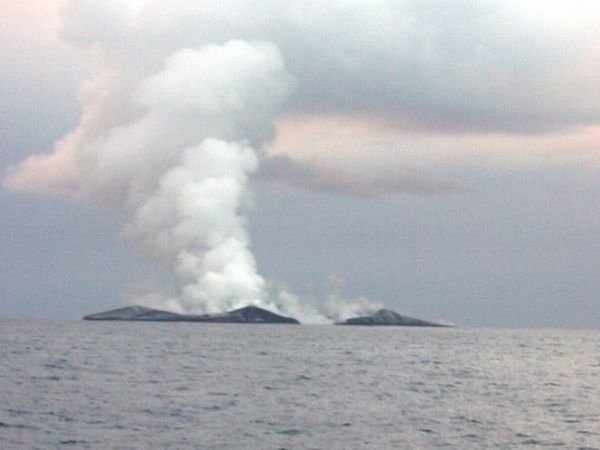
1;321;598;449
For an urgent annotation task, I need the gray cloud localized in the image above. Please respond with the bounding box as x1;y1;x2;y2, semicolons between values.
61;0;600;133
1;0;599;328
258;154;464;196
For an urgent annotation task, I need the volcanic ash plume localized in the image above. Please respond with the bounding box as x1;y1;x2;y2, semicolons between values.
57;40;290;315
4;30;383;321
128;139;266;314
121;42;291;314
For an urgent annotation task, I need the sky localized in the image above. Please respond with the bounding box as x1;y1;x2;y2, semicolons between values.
1;0;599;327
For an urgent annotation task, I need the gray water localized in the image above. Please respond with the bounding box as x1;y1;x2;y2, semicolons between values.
0;321;598;449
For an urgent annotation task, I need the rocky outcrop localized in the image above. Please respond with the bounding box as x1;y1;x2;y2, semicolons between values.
208;305;299;324
83;305;182;321
83;305;300;324
337;309;448;327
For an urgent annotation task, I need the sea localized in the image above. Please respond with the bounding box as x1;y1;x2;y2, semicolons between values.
0;321;598;449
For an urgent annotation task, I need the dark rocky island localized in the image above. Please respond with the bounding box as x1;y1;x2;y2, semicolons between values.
337;309;449;327
83;305;300;324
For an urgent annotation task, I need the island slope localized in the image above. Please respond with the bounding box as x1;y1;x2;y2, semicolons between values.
83;305;300;324
337;309;448;327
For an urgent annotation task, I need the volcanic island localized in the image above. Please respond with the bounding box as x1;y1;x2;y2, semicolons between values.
84;305;449;326
335;308;448;327
83;305;300;324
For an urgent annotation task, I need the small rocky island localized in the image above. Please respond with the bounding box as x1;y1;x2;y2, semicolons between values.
337;309;448;327
85;305;451;327
83;305;300;324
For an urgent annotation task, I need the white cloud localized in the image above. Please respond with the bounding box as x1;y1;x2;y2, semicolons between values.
57;0;600;131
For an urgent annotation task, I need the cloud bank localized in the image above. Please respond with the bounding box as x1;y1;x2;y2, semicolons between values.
3;0;599;320
258;154;464;197
58;0;600;130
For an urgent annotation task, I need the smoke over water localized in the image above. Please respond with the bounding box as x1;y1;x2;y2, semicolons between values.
115;41;290;316
81;40;332;321
4;32;374;322
2;2;407;323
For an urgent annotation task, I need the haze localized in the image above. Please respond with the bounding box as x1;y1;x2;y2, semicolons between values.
1;0;598;328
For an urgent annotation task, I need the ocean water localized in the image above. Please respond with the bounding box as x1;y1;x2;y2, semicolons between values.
0;321;598;449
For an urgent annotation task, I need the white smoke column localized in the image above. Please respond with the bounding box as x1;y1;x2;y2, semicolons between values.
325;294;382;322
268;283;333;325
3;32;359;322
121;41;290;314
129;139;267;314
324;274;382;322
53;40;291;315
2;6;394;322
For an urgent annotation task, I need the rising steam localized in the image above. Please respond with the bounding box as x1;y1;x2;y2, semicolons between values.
113;42;290;315
81;40;302;317
4;37;374;322
2;8;384;322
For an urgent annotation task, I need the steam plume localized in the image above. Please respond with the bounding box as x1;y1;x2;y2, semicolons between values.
111;42;290;314
16;39;307;317
2;3;405;321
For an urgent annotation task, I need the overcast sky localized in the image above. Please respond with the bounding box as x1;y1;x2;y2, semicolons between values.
1;0;599;327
